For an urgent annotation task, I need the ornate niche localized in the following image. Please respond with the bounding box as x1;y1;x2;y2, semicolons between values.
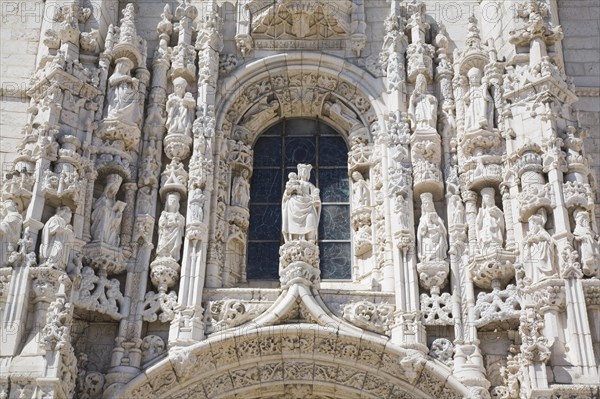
235;0;366;56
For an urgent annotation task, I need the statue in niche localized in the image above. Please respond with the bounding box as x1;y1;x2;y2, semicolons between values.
166;76;195;136
464;67;495;131
105;57;142;126
40;207;75;270
417;193;448;262
189;188;206;224
408;74;438;132
573;208;600;277
231;169;251;208
282;165;321;242
475;187;505;253
523;208;557;282
155;192;185;261
91;174;127;247
351;171;370;209
0;199;23;266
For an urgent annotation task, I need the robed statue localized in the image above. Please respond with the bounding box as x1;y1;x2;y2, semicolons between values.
282;164;321;242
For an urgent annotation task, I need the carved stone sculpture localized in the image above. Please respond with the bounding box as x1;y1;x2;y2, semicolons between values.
91;174;126;247
351;171;370;209
417;193;448;262
282;165;321;242
464;67;494;131
231;169;250;208
105;57;142;126
40;206;75;270
572;208;600;277
523;208;557;283
408;73;437;132
189;188;206;224
155;192;185;261
0;199;23;266
476;187;505;253
166;76;195;136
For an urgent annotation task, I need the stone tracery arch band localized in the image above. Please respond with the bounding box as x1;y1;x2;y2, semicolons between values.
117;325;471;398
215;52;387;144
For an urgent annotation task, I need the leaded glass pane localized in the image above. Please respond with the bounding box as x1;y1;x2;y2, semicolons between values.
285;137;316;165
247;242;280;279
319;168;349;203
319;242;352;279
319;136;348;166
250;169;282;203
253;136;282;167
319;205;351;240
248;119;352;281
286;119;317;136
249;205;282;240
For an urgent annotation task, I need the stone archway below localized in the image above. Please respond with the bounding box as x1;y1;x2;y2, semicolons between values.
117;324;471;399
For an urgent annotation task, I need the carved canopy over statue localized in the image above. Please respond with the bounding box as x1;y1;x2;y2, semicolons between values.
408;73;437;132
40;206;75;270
91;174;127;247
106;57;142;126
282;164;321;242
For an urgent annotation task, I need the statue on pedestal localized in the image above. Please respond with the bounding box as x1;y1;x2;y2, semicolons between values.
464;67;494;131
166;76;195;136
573;208;600;277
91;174;127;247
156;192;185;261
40;206;75;270
0;199;23;266
282;164;321;242
106;57;141;126
476;187;505;253
408;73;437;132
417;193;448;262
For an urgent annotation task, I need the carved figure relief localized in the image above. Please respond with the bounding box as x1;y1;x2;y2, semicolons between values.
476;187;505;252
189;188;206;224
464;67;494;131
417;193;448;262
523;208;557;283
408;74;437;132
0;199;23;266
40;207;75;270
231;169;251;208
155;192;185;261
351;171;370;209
105;57;142;126
572;208;600;277
282;165;321;242
91;174;126;247
166;77;195;136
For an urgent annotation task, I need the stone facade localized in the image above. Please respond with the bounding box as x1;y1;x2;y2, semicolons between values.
0;1;599;398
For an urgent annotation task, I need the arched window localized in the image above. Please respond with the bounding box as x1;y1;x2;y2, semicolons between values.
247;119;351;280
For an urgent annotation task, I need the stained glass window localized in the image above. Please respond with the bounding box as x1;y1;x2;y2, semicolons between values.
247;119;351;280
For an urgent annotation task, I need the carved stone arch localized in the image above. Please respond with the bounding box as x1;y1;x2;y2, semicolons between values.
215;52;386;146
118;325;471;398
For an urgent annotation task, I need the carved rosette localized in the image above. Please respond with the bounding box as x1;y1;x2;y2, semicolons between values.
279;240;320;289
342;300;394;335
